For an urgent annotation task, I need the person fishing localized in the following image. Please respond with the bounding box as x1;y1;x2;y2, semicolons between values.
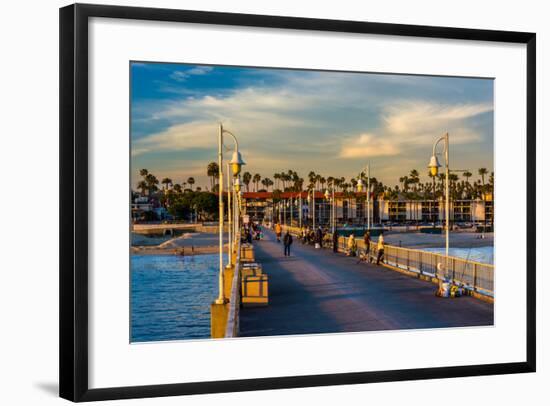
376;232;385;265
363;231;371;263
332;229;339;253
283;230;293;256
347;234;357;256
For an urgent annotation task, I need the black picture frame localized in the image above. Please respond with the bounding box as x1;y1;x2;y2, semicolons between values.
59;3;536;402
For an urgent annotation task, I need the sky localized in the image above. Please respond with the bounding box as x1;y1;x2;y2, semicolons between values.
130;62;494;190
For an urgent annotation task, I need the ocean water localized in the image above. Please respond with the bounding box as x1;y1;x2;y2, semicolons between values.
422;246;494;265
131;254;223;342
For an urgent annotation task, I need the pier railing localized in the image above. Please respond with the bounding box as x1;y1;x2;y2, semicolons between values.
284;225;494;297
224;235;241;338
364;242;494;296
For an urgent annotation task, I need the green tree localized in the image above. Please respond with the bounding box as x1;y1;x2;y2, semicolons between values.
207;162;219;190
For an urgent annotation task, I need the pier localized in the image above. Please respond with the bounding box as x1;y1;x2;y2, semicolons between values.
240;230;492;337
211;226;493;339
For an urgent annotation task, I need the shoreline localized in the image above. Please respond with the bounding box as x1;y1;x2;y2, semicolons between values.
131;231;228;256
131;244;227;256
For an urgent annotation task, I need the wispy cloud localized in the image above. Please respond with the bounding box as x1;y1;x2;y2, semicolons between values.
131;66;493;187
132;121;216;156
339;101;493;159
169;66;213;82
340;133;400;158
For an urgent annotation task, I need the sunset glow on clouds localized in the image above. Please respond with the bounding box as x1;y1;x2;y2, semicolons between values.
131;63;493;189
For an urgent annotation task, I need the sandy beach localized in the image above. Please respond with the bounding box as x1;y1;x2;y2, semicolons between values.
131;232;228;256
383;231;494;249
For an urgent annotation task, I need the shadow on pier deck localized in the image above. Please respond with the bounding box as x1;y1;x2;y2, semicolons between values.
239;230;493;338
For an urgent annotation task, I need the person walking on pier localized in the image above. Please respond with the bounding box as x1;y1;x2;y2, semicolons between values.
376;233;385;265
363;231;371;263
275;222;282;243
283;230;293;256
332;229;339;253
315;226;323;249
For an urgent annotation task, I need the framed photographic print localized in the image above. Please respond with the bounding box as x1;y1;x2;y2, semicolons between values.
59;3;536;402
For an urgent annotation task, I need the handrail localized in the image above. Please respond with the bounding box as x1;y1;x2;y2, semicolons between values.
283;225;493;296
224;235;241;338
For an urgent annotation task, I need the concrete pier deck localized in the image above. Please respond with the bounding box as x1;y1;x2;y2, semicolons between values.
239;230;493;337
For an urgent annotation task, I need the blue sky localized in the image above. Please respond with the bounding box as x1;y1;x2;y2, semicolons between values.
131;62;493;189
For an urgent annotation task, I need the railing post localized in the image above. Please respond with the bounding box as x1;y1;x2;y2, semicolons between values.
407;249;410;270
473;263;477;292
452;257;455;284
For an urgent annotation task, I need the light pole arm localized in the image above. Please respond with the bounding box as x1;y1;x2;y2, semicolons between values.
432;135;447;157
222;129;239;152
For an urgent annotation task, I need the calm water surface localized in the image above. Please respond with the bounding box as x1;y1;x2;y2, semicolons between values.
422;246;494;264
131;254;223;342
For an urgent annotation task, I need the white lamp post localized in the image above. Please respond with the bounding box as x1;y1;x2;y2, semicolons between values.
428;132;449;281
324;188;334;233
299;193;303;228
216;124;245;305
289;196;293;227
234;177;241;243
356;163;371;230
312;190;316;229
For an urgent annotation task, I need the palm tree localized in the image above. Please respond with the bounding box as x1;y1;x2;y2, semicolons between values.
478;167;489;229
350;178;357;192
137;180;148;195
462;171;472;184
206;162;219;190
399;176;406;191
409;169;420;195
478;168;488;197
308;171;316;190
291;171;300;191
253;173;261;192
261;178;269;191
242;171;252;192
449;173;459;199
326;176;335;194
281;172;291;191
402;176;409;193
173;184;182;194
187;177;195;191
144;173;159;195
273;173;281;190
139;168;149;177
437;173;445;194
266;178;274;191
161;177;172;191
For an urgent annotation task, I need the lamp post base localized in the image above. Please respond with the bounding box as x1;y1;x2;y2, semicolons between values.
210;301;229;338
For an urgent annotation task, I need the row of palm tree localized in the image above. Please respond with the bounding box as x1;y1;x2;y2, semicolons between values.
238;167;493;201
136;164;493;203
137;169;199;196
